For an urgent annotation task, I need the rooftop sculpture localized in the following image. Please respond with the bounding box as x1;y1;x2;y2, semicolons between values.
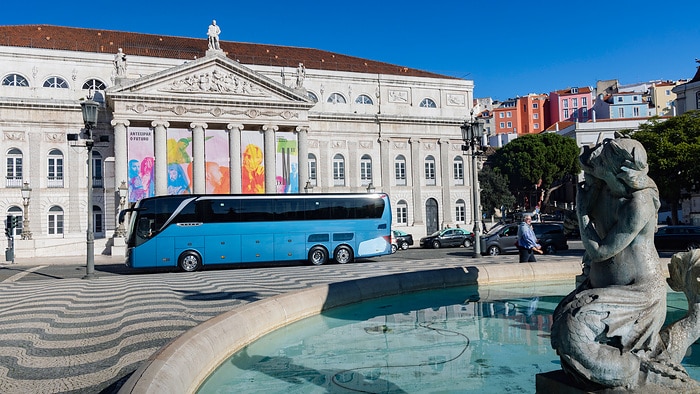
551;134;700;391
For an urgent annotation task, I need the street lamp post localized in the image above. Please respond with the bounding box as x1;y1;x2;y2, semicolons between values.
80;95;99;279
20;181;32;240
461;113;484;258
115;181;128;237
304;180;313;194
366;182;375;193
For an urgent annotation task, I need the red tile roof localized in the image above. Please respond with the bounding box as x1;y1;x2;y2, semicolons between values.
0;24;454;80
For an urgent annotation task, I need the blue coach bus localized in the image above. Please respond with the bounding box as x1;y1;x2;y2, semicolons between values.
121;193;393;271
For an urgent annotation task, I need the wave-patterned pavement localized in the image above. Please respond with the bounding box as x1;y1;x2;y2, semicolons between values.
0;257;520;393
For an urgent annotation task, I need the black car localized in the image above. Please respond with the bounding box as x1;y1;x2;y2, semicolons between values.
392;229;414;250
654;225;700;252
420;228;474;249
480;222;568;256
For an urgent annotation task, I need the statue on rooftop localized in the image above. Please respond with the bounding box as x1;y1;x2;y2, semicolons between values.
550;134;700;391
114;48;127;77
295;63;306;90
207;20;221;51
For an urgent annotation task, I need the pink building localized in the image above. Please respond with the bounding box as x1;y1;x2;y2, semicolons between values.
548;87;594;125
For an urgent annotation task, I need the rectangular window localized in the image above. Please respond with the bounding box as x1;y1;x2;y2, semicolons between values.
633;107;640;116
453;161;464;185
48;157;64;188
499;112;504;118
534;123;540;129
666;89;671;96
563;109;569;118
455;205;465;222
333;161;345;186
308;161;317;181
395;161;406;185
506;122;512;128
360;160;372;183
506;111;512;118
533;113;539;119
618;108;625;117
572;98;578;107
563;99;568;108
425;161;435;185
532;103;539;109
499;122;505;128
396;205;407;224
582;97;587;106
582;108;588;119
633;95;639;102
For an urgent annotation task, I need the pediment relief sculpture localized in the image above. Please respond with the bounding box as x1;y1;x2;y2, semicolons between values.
160;70;268;97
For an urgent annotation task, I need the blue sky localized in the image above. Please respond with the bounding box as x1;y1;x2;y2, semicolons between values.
2;1;699;101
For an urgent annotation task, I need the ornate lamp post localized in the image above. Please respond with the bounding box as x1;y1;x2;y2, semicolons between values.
115;181;128;237
20;181;32;240
80;94;99;279
461;113;484;258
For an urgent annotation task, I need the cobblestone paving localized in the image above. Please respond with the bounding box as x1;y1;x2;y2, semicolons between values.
0;255;560;393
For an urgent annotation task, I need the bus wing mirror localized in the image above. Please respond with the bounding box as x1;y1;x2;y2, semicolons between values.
118;210;126;224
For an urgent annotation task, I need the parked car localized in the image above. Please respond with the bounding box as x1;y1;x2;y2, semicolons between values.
420;228;474;249
480;222;568;256
654;225;700;252
392;229;414;250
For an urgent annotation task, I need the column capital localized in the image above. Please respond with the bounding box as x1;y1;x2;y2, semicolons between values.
262;124;279;132
110;119;130;127
295;125;310;133
190;122;208;130
226;123;244;132
378;137;391;144
151;120;170;128
438;138;451;144
409;137;422;144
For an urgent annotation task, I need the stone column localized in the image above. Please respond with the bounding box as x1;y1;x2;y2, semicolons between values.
110;119;130;194
379;137;391;195
262;124;278;194
151;120;169;196
296;126;309;191
190;122;207;194
227;123;243;194
347;141;358;190
409;137;423;225
439;139;452;226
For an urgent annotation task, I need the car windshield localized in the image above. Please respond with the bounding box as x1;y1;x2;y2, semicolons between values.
429;230;442;237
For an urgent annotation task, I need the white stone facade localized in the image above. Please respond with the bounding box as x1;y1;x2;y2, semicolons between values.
0;27;475;258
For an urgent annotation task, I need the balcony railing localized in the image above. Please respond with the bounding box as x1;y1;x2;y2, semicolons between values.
5;177;23;188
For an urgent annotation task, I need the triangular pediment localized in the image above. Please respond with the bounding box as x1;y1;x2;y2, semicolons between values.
106;51;312;106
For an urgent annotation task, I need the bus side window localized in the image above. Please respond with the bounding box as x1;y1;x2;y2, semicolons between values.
138;217;155;238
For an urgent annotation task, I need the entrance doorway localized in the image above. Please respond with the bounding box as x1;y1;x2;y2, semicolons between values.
425;198;438;235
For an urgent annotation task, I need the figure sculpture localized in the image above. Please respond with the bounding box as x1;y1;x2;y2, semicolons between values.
114;48;127;77
295;63;306;89
550;135;700;391
207;20;221;51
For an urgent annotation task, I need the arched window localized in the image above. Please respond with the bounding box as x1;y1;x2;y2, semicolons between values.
92;151;103;188
47;149;64;188
6;148;23;187
355;94;373;105
93;205;103;234
308;153;317;186
333;154;345;186
2;73;29;87
307;91;319;103
6;206;23;237
327;93;346;104
360;154;372;185
395;200;408;225
82;79;107;91
419;98;437;108
453;156;464;185
48;206;64;235
394;155;407;186
43;76;69;89
425;155;436;185
455;199;466;223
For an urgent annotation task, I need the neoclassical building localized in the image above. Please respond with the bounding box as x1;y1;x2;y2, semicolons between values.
0;24;475;258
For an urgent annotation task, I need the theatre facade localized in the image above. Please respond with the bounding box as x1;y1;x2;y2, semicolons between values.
0;24;475;258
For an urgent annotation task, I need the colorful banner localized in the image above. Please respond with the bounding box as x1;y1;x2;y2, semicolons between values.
204;129;230;194
275;132;298;193
127;127;155;203
166;128;193;195
241;130;265;194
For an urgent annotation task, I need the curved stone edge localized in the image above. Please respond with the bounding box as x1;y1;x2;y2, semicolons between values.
118;260;582;394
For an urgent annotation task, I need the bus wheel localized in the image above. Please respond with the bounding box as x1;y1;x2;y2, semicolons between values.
179;251;202;272
308;246;328;266
334;245;354;264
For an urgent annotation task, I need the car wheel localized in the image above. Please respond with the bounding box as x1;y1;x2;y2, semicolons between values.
545;244;557;254
432;240;441;249
400;241;409;250
487;245;501;256
334;245;354;264
178;251;202;272
463;238;473;248
391;244;398;254
308;246;328;265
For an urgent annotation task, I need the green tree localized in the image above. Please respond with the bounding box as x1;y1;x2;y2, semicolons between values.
622;110;700;224
490;133;580;211
479;165;516;217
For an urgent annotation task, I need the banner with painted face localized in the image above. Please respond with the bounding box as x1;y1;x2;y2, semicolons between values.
204;129;230;194
166;128;193;195
241;130;265;194
275;132;298;193
127;126;155;203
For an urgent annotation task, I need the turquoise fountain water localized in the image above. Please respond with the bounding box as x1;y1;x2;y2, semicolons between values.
198;282;700;393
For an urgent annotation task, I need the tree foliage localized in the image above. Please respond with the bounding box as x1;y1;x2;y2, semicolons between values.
479;165;516;216
622;110;700;223
489;133;580;210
